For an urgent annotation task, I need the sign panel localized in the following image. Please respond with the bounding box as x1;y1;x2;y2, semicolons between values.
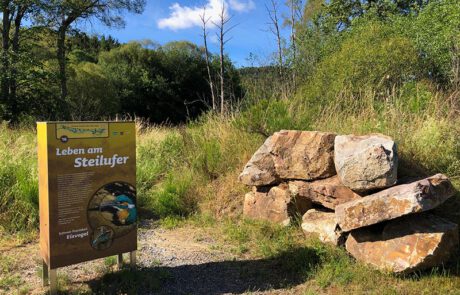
37;122;137;269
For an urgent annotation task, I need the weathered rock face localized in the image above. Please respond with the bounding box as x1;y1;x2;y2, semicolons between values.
271;130;336;180
346;214;459;273
302;209;344;245
239;136;279;186
289;176;361;210
239;131;336;186
334;134;398;192
335;174;456;231
243;184;312;226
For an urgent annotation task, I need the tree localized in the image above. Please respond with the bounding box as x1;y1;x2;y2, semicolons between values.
67;62;117;120
1;0;35;121
99;41;209;123
284;0;302;89
212;2;236;115
325;0;430;30
200;7;216;111
1;1;12;112
409;0;460;86
266;0;283;78
42;0;145;119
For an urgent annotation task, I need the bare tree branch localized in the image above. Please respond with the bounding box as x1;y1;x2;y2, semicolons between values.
266;0;283;77
211;2;236;116
199;6;216;111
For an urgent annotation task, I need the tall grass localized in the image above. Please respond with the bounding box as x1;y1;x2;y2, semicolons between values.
0;124;38;233
136;115;260;219
237;82;460;183
310;86;460;183
0;83;459;233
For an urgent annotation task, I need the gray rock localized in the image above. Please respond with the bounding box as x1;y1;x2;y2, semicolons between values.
334;134;398;192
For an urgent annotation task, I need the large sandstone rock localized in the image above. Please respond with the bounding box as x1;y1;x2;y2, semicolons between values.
239;130;336;186
346;214;459;273
243;184;312;226
238;136;279;186
334;134;398;192
289;176;361;210
302;209;344;245
271;130;336;180
335;174;456;231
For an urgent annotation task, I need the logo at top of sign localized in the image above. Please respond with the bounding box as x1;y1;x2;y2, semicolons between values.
56;123;109;139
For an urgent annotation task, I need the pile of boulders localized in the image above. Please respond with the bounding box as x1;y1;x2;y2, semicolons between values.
239;130;459;273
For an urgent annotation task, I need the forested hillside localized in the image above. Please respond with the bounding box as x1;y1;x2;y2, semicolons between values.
0;0;242;124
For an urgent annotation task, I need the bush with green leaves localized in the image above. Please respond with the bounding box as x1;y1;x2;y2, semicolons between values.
67;62;118;120
98;41;243;124
235;99;311;137
409;0;460;84
297;18;420;108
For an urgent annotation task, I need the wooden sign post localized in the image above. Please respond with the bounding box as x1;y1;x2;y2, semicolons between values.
37;122;137;294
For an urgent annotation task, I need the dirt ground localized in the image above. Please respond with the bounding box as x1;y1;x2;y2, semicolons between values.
1;220;308;295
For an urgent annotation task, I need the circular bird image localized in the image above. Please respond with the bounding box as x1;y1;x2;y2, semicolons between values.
91;226;114;250
87;182;137;239
99;194;137;226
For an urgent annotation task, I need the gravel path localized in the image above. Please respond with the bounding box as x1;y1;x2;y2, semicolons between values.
1;221;305;294
136;220;304;294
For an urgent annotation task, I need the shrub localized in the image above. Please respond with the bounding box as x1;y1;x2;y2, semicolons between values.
297;18;420;107
67;62;118;120
235;99;311;136
409;0;460;84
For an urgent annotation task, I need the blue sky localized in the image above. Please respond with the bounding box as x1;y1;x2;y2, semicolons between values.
79;0;291;67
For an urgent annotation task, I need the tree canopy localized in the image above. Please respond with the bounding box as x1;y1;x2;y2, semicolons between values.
0;0;244;123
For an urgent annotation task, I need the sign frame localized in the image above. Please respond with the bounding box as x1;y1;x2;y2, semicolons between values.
37;121;137;294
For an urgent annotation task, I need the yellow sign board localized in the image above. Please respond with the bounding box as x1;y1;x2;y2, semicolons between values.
37;122;137;269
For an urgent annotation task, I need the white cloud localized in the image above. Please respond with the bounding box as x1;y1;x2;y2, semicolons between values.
228;0;255;12
157;0;255;30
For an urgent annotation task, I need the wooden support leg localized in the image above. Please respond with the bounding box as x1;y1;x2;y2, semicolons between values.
49;268;57;295
42;260;49;287
117;253;123;270
130;251;137;269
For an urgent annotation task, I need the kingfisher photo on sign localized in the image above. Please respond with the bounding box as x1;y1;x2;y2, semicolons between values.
37;122;137;272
